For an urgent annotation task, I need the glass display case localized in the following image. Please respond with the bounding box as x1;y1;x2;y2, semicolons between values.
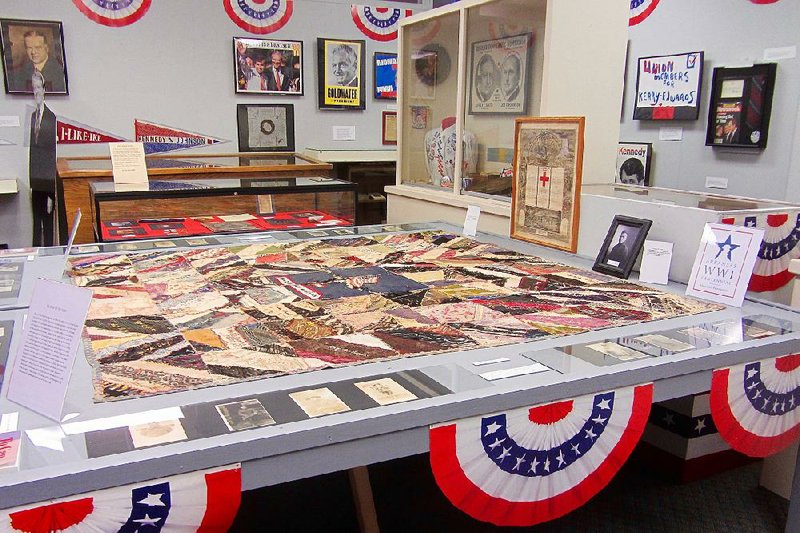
89;177;357;242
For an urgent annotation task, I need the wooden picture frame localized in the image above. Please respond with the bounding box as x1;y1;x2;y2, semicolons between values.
373;51;397;99
317;37;366;110
381;111;397;145
233;37;303;95
236;104;295;152
0;18;68;95
616;142;652;186
510;117;584;253
592;215;653;279
705;63;776;149
468;33;532;115
633;51;703;120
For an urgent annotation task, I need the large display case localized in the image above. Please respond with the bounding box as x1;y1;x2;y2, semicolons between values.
57;152;333;244
89;177;357;242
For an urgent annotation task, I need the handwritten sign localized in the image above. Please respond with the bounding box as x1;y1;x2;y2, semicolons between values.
634;51;704;120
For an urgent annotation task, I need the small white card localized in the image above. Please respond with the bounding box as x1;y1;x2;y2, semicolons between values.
109;142;148;191
6;279;93;421
659;127;683;141
332;126;356;141
0;116;20;128
638;240;673;284
463;205;480;236
686;223;764;306
480;363;549;381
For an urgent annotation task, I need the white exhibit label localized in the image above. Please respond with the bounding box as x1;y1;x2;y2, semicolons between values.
6;279;93;421
659;127;683;141
0;116;20;128
332;126;356;141
479;363;549;381
763;45;796;61
463;205;480;236
109;142;148;190
638;240;673;285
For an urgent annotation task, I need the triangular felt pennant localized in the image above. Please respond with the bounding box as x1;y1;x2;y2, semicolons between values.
134;119;228;155
56;115;129;144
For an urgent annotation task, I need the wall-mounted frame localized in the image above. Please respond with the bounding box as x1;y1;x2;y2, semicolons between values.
633;51;703;120
236;104;295;152
592;215;652;279
317;37;366;110
0;18;68;95
233;37;303;95
705;63;776;149
616;142;652;186
469;33;532;115
373;51;397;99
511;116;584;253
382;111;397;145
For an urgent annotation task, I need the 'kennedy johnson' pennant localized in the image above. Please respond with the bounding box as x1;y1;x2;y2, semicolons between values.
134;119;228;155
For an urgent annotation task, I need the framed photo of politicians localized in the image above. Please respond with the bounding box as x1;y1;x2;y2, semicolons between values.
705;63;776;150
592;215;652;279
633;51;703;120
615;142;652;186
373;51;397;99
468;33;532;115
0;18;68;95
233;37;303;95
510;116;584;253
317;37;366;110
237;104;295;153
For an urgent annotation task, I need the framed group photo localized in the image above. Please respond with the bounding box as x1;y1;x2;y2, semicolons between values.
234;37;303;95
318;37;366;110
0;18;68;94
592;215;652;279
468;33;532;114
373;51;397;99
237;104;295;152
633;51;703;120
616;142;652;186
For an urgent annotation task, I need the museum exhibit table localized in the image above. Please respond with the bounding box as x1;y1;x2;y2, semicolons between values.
0;223;798;531
56;152;333;245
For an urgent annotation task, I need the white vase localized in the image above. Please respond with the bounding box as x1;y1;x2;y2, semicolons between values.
424;119;478;187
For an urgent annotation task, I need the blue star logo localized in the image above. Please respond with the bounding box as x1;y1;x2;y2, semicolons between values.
714;235;740;260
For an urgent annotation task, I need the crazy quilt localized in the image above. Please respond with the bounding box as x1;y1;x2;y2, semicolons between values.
68;231;721;401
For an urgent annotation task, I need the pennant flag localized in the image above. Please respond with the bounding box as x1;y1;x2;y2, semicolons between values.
223;0;293;34
57;116;129;144
134;119;228;155
711;354;800;457
721;212;800;292
351;5;413;42
0;464;241;532
72;0;152;27
429;384;653;526
629;0;660;26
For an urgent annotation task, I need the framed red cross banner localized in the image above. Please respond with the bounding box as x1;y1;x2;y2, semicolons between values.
511;116;584;252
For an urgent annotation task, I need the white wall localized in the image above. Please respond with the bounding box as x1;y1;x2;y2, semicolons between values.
620;0;800;201
0;0;429;248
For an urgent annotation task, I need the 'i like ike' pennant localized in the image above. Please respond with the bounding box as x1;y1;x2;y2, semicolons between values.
134;119;228;155
351;5;413;42
57;115;129;144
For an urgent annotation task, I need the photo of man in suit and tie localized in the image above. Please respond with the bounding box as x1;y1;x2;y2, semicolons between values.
28;70;58;246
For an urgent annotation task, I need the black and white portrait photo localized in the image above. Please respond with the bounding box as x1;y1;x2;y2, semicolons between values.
469;33;531;114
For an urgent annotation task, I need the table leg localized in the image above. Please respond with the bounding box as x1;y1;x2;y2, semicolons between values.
349;466;380;533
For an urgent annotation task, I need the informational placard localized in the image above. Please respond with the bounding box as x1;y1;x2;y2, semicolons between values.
686;223;764;306
638;240;673;285
463;205;480;236
634;51;703;120
6;279;93;420
109;142;148;191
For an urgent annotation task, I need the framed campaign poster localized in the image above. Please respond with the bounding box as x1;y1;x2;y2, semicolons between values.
233;37;303;95
0;18;68;95
615;142;652;186
237;104;295;152
511;116;584;253
373;52;397;99
633;51;703;120
468;33;532;114
317;37;366;110
592;215;652;279
705;63;776;149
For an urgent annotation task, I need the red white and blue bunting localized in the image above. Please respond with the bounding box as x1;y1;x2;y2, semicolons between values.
721;212;800;292
72;0;152;27
223;0;293;35
629;0;660;26
429;384;653;526
0;464;241;532
351;5;413;42
711;354;800;457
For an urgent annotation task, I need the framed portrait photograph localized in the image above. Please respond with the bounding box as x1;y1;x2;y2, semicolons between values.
511;117;584;253
382;111;397;145
468;33;532;114
373;51;397;99
616;142;652;186
317;37;366;110
233;37;303;95
236;104;295;152
633;51;703;120
0;18;68;95
592;215;653;279
705;63;776;149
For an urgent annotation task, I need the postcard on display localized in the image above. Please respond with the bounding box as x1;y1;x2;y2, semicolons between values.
354;378;417;406
215;398;275;431
686;223;764;306
469;33;532;114
289;387;350;417
129;420;187;448
233;37;303;95
0;431;20;470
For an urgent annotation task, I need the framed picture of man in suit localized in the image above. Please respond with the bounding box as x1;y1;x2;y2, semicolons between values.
468;33;532;114
317;37;366;110
233;37;303;95
592;215;652;279
0;18;68;95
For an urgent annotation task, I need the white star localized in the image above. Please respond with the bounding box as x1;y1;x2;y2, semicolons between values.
484;421;502;436
513;456;525;471
772;401;779;413
790;396;796;407
529;457;540;473
137;493;165;507
591;415;608;425
584;427;597;440
596;398;612;410
663;412;675;426
543;458;551;472
753;390;762;399
132;514;162;526
571;443;581;456
488;437;505;449
746;368;759;379
556;450;566;467
497;447;512;461
762;398;769;409
695;418;706;433
781;401;787;412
